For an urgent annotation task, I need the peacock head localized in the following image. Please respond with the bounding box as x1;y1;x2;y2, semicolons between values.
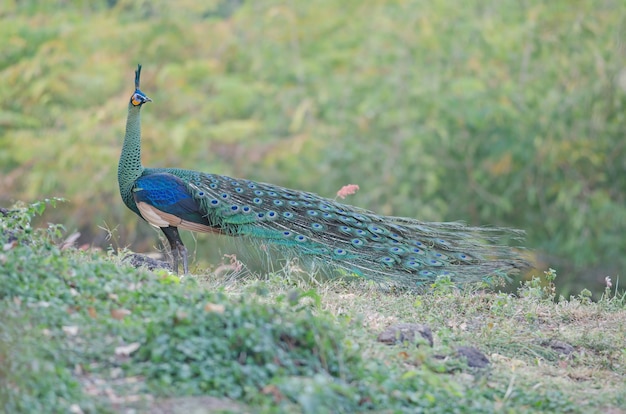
130;64;152;107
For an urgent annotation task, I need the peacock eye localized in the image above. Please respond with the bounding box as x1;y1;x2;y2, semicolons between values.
131;94;143;106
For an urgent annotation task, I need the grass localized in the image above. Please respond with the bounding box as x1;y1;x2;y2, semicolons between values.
1;201;625;413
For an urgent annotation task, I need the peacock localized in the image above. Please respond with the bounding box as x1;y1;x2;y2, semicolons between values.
118;64;527;288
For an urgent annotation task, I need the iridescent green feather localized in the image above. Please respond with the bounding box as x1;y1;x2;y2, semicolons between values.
168;170;528;287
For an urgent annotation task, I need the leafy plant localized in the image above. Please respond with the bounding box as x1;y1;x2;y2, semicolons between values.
3;202;608;412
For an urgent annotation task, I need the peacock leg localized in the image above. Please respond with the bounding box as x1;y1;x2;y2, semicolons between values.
178;243;189;274
161;227;188;275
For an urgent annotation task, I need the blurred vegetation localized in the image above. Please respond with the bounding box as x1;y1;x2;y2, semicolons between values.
1;0;625;295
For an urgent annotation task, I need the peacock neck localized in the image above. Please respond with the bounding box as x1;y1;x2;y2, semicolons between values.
118;103;145;211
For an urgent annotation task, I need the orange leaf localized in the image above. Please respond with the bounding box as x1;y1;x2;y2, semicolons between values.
110;308;131;320
204;303;225;313
261;384;284;403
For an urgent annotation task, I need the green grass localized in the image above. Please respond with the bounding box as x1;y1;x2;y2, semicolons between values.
1;201;625;413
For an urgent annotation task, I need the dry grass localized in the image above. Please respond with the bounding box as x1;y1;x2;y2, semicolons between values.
196;270;626;413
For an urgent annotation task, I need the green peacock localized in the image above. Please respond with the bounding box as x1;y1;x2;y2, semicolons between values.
118;65;527;287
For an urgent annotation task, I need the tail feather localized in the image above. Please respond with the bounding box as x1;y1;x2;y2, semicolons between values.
182;171;528;288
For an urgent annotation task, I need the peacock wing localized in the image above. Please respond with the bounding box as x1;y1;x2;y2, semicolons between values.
133;173;218;234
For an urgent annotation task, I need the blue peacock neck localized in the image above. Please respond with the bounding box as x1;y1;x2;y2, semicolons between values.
118;103;145;214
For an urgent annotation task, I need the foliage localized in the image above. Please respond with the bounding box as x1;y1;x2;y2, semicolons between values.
6;203;623;412
1;0;625;295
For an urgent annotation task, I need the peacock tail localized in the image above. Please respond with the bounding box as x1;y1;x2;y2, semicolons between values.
119;64;528;287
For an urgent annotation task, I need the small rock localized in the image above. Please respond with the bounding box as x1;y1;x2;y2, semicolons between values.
542;339;575;356
456;346;490;368
62;325;79;336
123;253;172;271
69;404;84;414
114;342;141;357
377;323;433;347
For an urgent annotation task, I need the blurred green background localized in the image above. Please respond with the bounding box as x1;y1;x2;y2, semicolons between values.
1;0;625;296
